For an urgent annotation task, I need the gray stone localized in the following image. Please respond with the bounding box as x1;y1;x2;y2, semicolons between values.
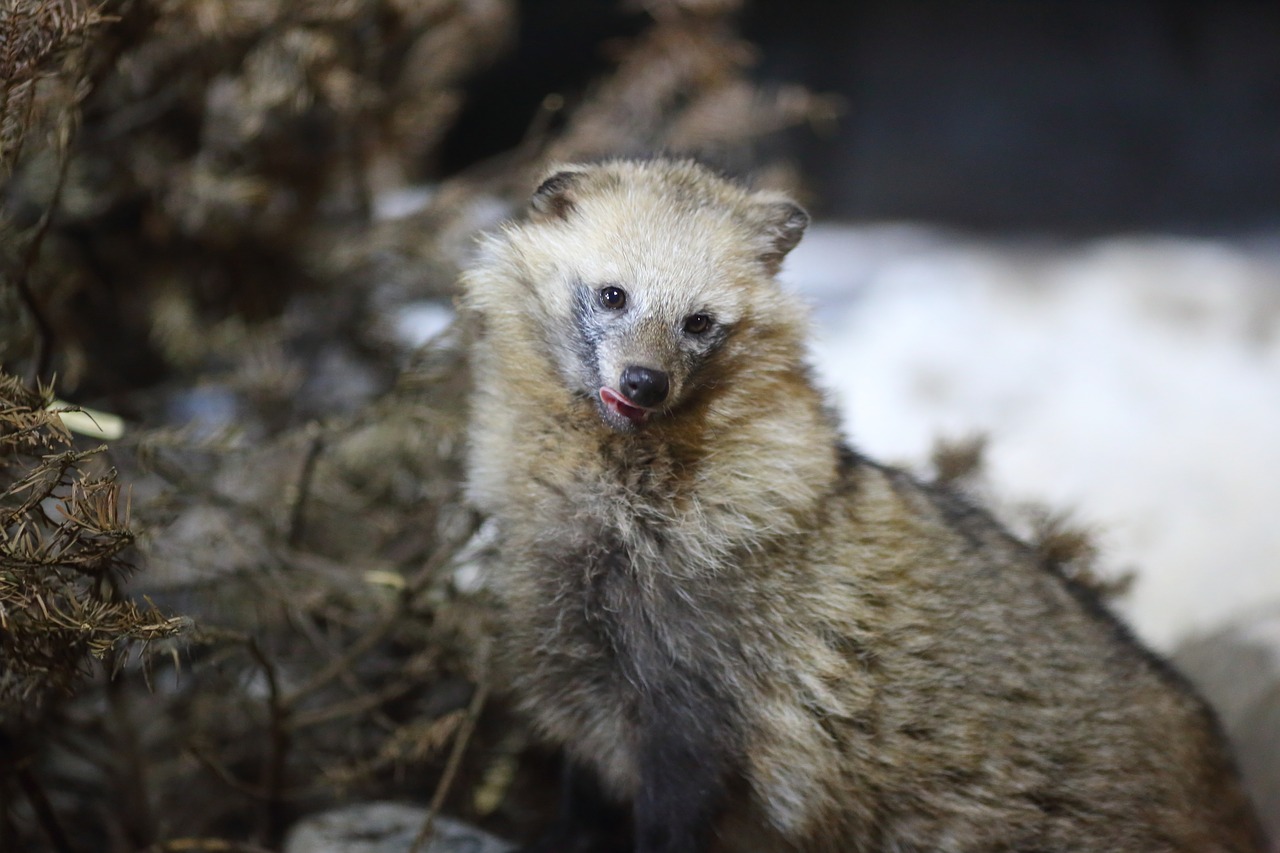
1174;608;1280;846
284;802;516;853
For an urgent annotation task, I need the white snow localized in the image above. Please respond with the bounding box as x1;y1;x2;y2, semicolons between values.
393;301;456;349
373;186;436;221
785;224;1280;650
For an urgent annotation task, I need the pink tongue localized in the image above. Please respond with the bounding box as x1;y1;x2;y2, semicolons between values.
600;387;647;422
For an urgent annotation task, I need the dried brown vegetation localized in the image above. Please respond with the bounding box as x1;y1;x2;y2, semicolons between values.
0;370;187;853
1;0;829;850
0;372;184;713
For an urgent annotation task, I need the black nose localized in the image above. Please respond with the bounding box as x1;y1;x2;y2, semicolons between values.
619;365;670;408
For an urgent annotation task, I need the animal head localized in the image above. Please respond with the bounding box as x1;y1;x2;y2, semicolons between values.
464;159;810;432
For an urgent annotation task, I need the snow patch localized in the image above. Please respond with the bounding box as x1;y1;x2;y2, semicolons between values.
785;225;1280;649
393;301;456;349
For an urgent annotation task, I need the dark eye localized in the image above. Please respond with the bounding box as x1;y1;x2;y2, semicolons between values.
683;313;712;335
599;286;627;310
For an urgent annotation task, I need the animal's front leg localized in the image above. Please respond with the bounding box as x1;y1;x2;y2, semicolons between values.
632;685;737;853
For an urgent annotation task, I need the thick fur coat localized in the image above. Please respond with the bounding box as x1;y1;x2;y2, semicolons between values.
460;159;1265;853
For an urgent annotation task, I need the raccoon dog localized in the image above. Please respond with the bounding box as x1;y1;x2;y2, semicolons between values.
460;159;1265;853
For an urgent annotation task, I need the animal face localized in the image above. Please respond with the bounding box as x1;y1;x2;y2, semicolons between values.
567;274;738;431
467;160;809;433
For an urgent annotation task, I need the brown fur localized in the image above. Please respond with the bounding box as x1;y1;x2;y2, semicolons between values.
461;159;1266;852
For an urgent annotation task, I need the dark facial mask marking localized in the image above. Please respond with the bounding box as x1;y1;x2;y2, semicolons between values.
571;283;605;388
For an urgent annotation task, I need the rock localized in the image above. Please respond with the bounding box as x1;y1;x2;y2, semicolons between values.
284;802;516;853
1173;609;1280;847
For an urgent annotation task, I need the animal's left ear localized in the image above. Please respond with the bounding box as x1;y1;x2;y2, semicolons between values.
752;193;810;274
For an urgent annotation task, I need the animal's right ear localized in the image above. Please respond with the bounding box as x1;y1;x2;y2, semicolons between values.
530;169;584;220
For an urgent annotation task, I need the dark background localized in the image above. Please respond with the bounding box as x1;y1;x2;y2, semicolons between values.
442;0;1280;233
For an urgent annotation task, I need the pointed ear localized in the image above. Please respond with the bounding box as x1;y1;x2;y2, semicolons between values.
753;194;809;274
530;168;585;220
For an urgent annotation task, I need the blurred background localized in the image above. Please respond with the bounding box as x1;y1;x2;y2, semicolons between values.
2;1;1277;851
460;0;1280;231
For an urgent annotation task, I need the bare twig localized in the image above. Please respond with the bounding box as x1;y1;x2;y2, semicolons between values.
287;680;415;730
285;422;326;548
245;637;291;848
141;839;276;853
409;642;491;853
14;50;85;384
187;747;275;801
16;766;77;853
106;660;156;850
